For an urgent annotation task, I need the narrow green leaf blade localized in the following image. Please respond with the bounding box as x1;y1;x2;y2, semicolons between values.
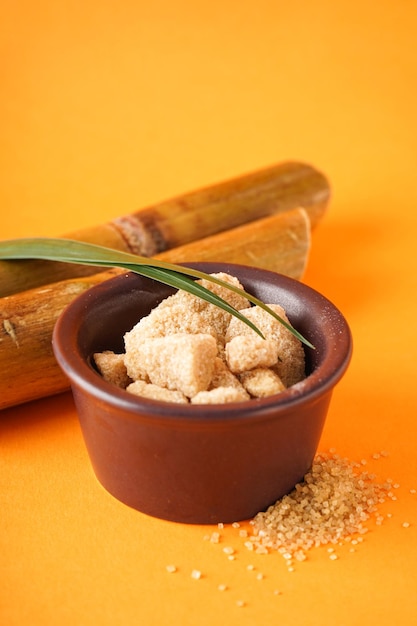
0;237;314;348
126;266;267;337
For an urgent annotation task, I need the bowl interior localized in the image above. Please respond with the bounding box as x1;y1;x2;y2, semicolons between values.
54;262;352;417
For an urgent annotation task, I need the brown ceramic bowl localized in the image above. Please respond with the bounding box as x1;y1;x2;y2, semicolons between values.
52;262;352;524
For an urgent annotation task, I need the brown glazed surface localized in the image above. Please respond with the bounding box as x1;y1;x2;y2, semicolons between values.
52;263;352;524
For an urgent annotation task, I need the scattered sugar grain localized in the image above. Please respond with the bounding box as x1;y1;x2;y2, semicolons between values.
246;564;255;571
256;572;264;580
402;522;410;528
191;569;202;580
165;564;177;573
236;600;245;608
246;451;397;561
223;546;235;555
232;522;240;528
217;584;227;592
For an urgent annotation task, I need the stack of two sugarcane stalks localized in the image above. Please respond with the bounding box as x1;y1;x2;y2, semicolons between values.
0;162;330;410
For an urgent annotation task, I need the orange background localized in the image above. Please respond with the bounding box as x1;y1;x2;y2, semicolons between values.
1;1;417;624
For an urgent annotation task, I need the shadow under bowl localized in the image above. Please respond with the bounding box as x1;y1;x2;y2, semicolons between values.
52;262;352;524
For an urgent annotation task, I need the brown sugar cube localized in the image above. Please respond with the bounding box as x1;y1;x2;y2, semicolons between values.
125;273;250;351
160;272;249;316
93;351;132;389
239;368;286;398
208;357;247;392
172;271;251;349
225;335;279;373
124;333;218;398
225;304;305;387
124;301;217;346
199;272;249;306
191;386;250;404
126;380;188;404
124;312;177;381
225;303;290;342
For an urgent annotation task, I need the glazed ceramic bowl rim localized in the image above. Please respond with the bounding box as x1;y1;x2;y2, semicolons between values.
52;263;352;424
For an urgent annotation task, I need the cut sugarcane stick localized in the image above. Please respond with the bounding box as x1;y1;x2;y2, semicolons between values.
0;161;329;297
158;207;310;278
0;208;310;409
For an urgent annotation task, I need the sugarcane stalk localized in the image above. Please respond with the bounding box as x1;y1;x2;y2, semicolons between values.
158;207;310;277
0;208;310;410
0;161;329;297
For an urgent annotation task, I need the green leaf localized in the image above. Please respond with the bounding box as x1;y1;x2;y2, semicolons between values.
0;237;314;348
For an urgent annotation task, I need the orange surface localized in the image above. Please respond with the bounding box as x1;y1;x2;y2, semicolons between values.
1;1;417;624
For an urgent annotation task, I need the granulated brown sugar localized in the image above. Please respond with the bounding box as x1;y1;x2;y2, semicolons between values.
243;450;397;561
171;451;405;606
